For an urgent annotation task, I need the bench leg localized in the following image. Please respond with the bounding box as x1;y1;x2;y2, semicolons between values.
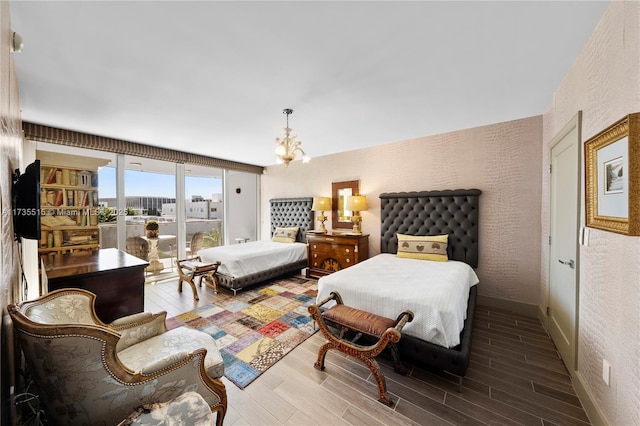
187;279;199;300
313;341;333;371
361;357;393;407
203;272;219;294
388;342;408;375
177;275;200;300
314;340;394;406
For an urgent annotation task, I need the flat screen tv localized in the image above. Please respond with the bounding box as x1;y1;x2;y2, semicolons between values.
12;159;41;241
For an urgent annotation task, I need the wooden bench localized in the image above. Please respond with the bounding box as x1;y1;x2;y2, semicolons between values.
176;257;221;300
308;291;413;406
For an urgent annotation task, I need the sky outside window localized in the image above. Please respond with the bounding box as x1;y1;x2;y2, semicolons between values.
98;168;222;199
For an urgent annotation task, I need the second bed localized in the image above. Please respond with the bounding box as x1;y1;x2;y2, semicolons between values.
198;197;313;294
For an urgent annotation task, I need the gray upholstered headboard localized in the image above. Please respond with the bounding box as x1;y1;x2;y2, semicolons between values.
379;189;481;267
270;197;314;243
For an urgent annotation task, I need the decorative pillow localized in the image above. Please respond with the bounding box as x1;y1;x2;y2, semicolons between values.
272;226;299;243
396;233;449;261
112;312;168;352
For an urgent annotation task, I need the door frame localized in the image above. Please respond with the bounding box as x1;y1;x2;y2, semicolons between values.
547;111;582;372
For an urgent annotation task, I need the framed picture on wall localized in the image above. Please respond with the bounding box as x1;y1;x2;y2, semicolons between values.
585;113;640;235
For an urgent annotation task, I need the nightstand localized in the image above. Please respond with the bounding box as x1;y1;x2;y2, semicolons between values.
306;232;369;278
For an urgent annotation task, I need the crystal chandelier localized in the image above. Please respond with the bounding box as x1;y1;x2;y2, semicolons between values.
275;108;310;167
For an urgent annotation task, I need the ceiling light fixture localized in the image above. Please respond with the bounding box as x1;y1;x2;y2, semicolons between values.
275;108;310;167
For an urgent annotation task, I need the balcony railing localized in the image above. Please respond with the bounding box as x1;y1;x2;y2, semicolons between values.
99;219;223;277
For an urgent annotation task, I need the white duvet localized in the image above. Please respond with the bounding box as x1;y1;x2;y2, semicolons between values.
198;240;307;278
316;254;479;348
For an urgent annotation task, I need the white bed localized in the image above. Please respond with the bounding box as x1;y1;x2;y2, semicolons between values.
316;253;479;348
193;197;313;294
199;240;307;279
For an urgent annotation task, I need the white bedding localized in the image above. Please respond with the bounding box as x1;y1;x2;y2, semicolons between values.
316;254;479;348
198;240;307;278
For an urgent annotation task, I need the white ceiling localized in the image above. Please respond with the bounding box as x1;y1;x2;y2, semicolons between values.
10;1;608;168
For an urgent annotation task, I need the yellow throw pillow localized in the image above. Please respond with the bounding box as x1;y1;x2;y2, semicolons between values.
396;234;449;261
272;226;299;243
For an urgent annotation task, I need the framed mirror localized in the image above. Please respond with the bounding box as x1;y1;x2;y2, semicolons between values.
332;180;359;229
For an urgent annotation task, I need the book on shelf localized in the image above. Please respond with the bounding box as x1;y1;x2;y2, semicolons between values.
46;168;58;184
69;170;78;186
67;190;74;206
62;169;70;185
74;190;83;207
54;190;64;206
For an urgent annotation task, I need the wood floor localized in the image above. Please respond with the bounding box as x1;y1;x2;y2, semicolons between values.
144;275;591;426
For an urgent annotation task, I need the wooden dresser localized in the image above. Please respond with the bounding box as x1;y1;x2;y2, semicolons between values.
42;248;148;323
306;232;369;278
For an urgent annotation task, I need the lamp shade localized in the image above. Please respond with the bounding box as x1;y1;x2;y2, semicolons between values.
312;197;332;211
346;195;367;212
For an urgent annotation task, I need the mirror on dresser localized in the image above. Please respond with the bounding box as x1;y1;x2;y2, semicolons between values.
331;180;359;230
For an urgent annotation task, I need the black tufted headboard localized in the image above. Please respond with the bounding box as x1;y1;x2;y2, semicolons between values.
270;197;314;243
379;189;481;267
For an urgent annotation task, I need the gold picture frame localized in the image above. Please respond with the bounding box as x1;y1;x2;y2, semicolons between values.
585;113;640;235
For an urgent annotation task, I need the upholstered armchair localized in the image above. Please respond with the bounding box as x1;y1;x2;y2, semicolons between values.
8;288;227;425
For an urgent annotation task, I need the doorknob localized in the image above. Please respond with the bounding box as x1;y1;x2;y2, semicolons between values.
558;259;575;269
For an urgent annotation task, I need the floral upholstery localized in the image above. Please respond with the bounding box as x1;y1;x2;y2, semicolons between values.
118;326;225;379
8;288;227;426
118;391;214;425
20;291;99;324
113;312;167;351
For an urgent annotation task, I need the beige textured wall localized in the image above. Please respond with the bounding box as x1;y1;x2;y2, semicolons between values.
1;0;23;422
541;2;640;424
1;1;22;307
262;115;543;305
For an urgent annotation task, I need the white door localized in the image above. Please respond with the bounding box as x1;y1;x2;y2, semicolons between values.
548;112;581;372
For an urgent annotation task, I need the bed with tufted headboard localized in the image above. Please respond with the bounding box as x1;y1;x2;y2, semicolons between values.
317;189;481;384
198;197;313;294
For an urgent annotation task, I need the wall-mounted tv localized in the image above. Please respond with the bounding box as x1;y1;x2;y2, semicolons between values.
12;159;41;241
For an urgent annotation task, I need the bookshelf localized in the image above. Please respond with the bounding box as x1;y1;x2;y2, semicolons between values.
37;151;109;255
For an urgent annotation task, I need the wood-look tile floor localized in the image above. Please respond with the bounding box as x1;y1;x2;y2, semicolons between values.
144;276;591;426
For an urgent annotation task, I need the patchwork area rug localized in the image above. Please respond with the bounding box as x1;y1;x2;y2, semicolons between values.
166;276;318;389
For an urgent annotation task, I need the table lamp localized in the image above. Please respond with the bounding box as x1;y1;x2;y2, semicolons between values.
346;195;367;234
312;197;332;233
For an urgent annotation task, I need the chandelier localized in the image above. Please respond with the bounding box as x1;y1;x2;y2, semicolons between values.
275;108;310;167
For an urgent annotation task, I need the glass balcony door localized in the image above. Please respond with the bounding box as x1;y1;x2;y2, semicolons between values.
183;165;223;261
124;156;177;275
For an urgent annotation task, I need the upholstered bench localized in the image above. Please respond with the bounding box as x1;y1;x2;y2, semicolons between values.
308;291;413;406
176;257;221;299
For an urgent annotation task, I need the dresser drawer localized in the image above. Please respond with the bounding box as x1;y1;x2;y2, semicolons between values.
310;249;355;267
309;241;355;256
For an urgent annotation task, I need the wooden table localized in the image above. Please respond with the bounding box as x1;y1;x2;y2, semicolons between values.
42;248;149;323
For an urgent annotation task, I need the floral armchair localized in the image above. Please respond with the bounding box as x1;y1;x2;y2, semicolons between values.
8;288;227;425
